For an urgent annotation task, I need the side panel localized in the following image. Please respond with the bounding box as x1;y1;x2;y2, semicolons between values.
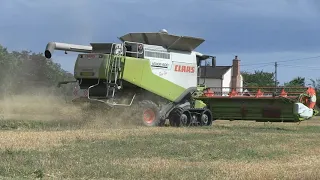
122;57;186;102
143;45;198;89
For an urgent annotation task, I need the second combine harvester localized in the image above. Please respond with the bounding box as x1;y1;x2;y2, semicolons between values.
44;29;318;127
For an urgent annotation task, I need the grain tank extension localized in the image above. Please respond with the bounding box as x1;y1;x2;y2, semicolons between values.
44;29;318;126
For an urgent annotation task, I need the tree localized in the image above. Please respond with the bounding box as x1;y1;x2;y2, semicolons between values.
241;70;278;87
309;78;320;91
0;44;75;97
284;77;305;87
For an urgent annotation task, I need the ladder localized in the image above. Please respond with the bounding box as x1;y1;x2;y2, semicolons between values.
105;43;123;98
104;41;143;98
86;42;138;107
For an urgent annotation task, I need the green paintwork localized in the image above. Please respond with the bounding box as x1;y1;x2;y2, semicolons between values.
195;97;315;122
74;54;187;102
194;100;206;108
197;85;207;91
122;56;186;102
98;57;107;78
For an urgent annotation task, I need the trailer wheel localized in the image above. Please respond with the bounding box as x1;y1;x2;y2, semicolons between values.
140;100;161;127
200;109;213;126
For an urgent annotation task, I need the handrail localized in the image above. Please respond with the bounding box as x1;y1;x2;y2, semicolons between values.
123;41;144;58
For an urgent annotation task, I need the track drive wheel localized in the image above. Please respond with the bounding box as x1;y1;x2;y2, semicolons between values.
169;107;192;127
140;100;161;127
200;109;213;126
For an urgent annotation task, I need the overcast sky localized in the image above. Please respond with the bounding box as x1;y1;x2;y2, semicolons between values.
1;0;320;84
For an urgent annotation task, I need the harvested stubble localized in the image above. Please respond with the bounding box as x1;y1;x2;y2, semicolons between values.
1;93;320;179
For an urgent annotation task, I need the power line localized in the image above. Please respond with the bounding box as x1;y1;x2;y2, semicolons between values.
242;64;273;72
279;64;320;70
240;55;320;67
241;62;320;72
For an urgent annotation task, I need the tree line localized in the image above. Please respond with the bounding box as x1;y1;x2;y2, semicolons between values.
0;45;75;98
241;70;320;89
241;70;316;87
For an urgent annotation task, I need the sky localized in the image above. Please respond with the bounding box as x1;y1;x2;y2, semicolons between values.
0;0;320;85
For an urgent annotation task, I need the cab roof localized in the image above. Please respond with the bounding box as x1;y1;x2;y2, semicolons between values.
119;31;205;52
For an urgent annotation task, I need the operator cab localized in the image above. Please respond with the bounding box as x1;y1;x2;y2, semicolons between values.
195;53;215;67
88;42;144;58
123;42;144;58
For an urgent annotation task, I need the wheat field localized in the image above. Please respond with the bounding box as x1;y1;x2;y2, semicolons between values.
0;94;320;179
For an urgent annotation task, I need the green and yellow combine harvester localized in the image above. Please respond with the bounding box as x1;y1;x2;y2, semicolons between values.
44;29;318;127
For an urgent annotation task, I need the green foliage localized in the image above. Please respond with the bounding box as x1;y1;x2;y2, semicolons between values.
241;70;278;87
0;44;75;97
284;77;305;87
240;70;278;93
309;78;320;90
281;76;307;94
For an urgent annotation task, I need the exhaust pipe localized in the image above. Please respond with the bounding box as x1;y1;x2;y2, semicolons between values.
44;42;92;59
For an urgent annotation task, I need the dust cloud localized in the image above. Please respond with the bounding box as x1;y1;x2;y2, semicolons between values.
0;87;143;129
0;87;82;122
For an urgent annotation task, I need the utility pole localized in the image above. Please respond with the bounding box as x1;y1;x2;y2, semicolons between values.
274;62;278;93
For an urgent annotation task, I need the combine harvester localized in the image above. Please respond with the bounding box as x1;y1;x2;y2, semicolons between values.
44;29;318;127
